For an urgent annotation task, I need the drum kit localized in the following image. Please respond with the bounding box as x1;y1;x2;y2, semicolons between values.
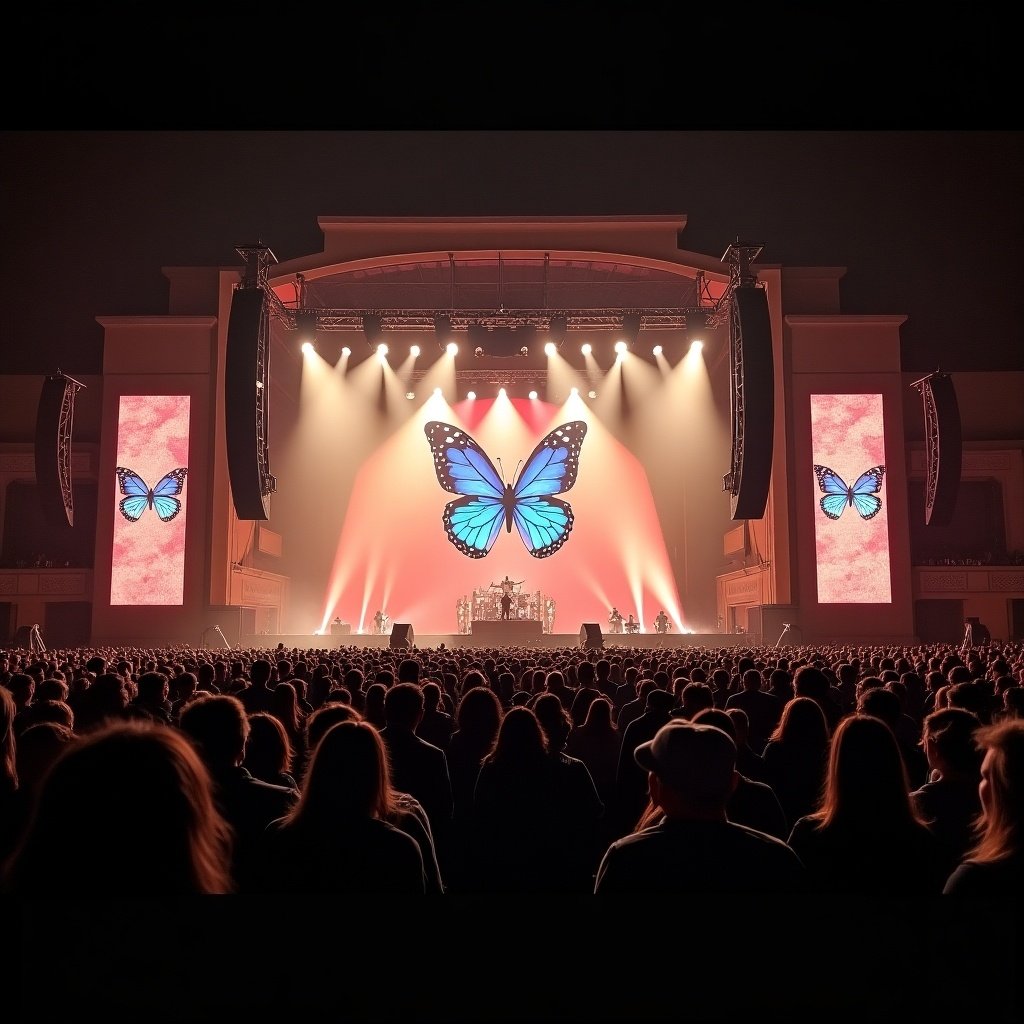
459;585;555;632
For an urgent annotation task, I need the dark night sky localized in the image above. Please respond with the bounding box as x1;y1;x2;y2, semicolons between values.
2;130;1022;376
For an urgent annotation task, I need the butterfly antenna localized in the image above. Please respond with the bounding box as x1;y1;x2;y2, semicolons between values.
496;457;506;485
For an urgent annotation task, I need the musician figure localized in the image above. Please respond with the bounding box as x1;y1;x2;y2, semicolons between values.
654;610;670;634
372;609;385;635
608;607;624;634
490;575;524;620
624;613;639;635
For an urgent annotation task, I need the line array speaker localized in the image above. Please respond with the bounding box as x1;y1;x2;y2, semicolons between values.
225;286;271;520
34;375;75;529
728;286;774;521
922;373;962;526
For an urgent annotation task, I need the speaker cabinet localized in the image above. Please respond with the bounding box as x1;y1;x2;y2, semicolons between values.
728;286;774;521
390;623;415;649
921;373;962;527
225;286;271;520
579;623;603;650
34;375;76;529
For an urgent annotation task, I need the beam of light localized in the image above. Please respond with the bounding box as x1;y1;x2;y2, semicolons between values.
614;340;628;355
689;340;703;354
581;342;592;355
377;343;389;359
410;344;421;357
342;346;351;357
447;341;458;356
316;398;682;634
301;341;315;355
545;342;556;356
652;344;663;356
467;391;476;400
528;390;538;400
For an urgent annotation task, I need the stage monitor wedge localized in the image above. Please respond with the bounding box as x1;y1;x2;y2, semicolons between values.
225;285;273;520
727;285;774;521
579;623;603;650
390;623;415;649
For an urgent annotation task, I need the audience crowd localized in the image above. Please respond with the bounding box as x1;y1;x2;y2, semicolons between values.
2;636;1022;905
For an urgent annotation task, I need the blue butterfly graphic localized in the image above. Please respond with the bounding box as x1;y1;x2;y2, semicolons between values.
115;466;188;523
425;421;587;558
813;464;885;521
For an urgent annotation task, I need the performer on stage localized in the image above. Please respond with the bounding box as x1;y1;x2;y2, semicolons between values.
624;613;639;634
372;609;386;635
490;575;524;620
608;607;624;634
654;609;670;634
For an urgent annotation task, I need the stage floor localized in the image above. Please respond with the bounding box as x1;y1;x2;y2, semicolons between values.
240;631;752;651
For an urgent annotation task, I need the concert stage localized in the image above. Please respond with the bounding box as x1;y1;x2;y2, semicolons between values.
238;631;753;652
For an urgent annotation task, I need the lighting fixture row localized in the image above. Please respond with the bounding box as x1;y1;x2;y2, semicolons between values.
301;341;702;358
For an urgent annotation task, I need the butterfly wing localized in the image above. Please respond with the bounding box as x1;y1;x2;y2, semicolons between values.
513;421;587;498
425;422;505;499
850;465;885;520
115;467;151;522
151;468;188;522
511;422;587;557
513;495;575;558
425;422;507;557
813;464;851;520
443;496;506;558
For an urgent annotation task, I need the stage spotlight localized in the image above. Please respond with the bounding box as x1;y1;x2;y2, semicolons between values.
621;311;642;348
614;340;628;355
581;342;592;356
362;314;386;348
686;309;708;345
544;342;556;356
498;387;507;398
570;386;579;397
528;390;538;400
300;341;315;355
433;386;442;396
689;340;704;353
652;344;663;356
467;390;476;400
588;389;597;399
341;346;351;357
447;341;459;356
376;343;389;359
410;344;421;357
405;391;415;400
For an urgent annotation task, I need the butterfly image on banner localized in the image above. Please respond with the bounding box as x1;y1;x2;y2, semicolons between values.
115;467;188;523
813;464;885;521
424;421;587;558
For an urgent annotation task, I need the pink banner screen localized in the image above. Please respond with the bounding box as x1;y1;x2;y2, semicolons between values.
810;393;891;604
110;395;190;606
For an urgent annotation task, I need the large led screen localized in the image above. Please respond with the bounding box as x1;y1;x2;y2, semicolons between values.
110;395;190;606
810;393;891;604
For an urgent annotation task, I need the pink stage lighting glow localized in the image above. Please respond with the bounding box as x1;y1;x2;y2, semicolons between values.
110;395;190;606
321;399;684;634
810;393;891;604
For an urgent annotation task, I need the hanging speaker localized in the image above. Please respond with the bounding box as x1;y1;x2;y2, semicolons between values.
34;374;81;530
225;286;271;520
921;373;962;526
727;286;774;520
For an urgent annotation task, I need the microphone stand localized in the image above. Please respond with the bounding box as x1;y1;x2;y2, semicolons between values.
774;623;791;649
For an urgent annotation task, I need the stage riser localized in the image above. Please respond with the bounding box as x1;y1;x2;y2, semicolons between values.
239;633;753;651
